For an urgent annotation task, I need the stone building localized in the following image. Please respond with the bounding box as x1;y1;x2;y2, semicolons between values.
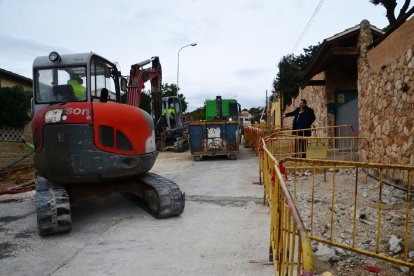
282;24;383;136
281;16;414;167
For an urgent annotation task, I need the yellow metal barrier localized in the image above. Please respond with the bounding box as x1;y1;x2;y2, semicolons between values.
261;131;414;273
278;157;414;270
264;135;371;162
245;124;358;155
275;124;356;138
244;126;273;154
243;126;257;149
262;140;314;275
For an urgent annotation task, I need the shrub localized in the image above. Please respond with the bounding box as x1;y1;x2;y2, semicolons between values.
0;86;32;128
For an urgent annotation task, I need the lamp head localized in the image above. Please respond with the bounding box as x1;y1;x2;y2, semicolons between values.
49;51;61;63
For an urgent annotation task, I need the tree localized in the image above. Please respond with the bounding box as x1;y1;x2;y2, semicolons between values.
249;107;265;123
161;83;188;112
272;54;302;106
120;83;189;113
139;90;152;114
370;0;412;25
271;44;320;109
186;106;206;121
0;86;32;128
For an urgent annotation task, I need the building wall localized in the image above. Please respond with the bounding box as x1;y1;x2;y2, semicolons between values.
270;99;281;127
282;72;328;130
358;18;414;166
0;74;32;91
282;64;356;130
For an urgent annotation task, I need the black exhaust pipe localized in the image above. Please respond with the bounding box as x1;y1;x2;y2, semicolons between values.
216;96;222;119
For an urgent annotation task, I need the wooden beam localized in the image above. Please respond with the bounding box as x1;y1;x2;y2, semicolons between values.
305;80;326;86
332;47;359;55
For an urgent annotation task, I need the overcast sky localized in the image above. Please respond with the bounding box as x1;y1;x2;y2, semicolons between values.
0;0;393;111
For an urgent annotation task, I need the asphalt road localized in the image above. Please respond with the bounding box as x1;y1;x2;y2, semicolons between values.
0;146;273;276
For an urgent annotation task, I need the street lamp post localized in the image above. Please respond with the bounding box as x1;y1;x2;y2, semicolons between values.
176;43;197;95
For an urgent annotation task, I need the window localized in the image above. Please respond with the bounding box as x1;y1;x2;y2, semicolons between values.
173;100;182;114
91;58;118;102
35;66;87;103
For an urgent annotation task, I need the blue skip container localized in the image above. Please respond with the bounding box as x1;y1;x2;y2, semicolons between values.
188;120;241;161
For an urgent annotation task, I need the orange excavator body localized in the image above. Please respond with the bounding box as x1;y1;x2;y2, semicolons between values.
31;52;184;235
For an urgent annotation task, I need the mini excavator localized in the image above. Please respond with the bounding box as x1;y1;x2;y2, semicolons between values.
31;52;185;235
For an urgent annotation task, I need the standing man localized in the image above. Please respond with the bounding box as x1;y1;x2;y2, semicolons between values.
282;99;316;157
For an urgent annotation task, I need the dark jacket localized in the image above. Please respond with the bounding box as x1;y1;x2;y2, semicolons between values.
285;107;315;136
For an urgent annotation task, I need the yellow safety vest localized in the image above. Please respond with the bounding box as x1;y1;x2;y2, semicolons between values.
163;108;175;117
67;79;86;99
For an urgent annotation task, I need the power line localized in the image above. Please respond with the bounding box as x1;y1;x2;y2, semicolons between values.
291;0;326;53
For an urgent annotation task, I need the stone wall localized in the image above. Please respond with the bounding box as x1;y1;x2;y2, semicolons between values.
358;18;414;167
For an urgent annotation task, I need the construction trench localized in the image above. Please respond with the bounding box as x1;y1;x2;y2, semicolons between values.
1;125;413;275
248;124;414;275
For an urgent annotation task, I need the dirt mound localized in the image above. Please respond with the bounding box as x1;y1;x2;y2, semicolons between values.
0;164;35;193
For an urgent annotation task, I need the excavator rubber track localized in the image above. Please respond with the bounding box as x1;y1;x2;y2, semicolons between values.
136;172;185;218
174;138;189;153
35;172;184;235
35;176;72;235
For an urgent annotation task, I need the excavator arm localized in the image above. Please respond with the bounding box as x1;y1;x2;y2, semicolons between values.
127;57;162;123
149;57;162;125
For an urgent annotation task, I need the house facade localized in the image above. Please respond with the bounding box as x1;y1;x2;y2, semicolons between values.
0;68;32;90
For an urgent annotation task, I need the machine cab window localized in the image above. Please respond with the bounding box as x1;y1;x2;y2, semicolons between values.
35;66;87;103
91;58;119;102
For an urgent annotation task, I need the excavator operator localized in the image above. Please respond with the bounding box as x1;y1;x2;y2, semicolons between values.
162;103;176;129
67;74;86;100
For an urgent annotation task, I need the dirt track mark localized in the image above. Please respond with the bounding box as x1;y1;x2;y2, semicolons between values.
0;242;17;259
0;212;35;228
186;195;263;206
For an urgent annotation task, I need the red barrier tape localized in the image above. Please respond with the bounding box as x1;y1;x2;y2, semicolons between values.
278;164;288;180
0;187;32;195
364;265;382;273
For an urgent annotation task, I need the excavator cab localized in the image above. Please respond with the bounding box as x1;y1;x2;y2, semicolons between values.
32;52;120;116
155;96;187;151
160;96;184;130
